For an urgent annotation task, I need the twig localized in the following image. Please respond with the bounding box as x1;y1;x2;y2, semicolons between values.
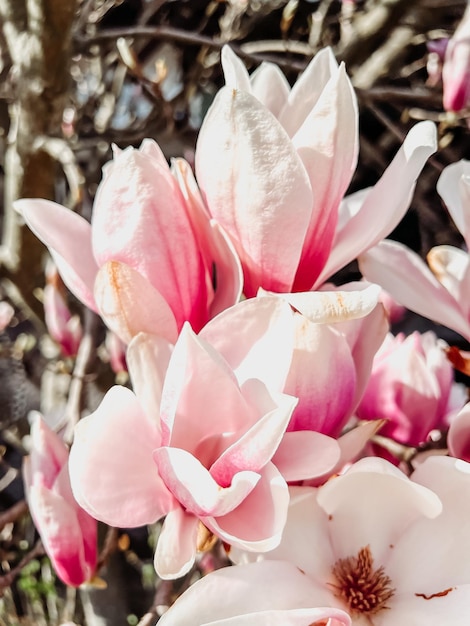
96;526;120;572
0;499;28;532
0;540;44;596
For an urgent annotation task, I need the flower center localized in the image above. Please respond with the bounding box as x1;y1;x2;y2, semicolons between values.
331;545;395;615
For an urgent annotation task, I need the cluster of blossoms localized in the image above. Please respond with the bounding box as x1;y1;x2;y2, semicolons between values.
17;45;470;624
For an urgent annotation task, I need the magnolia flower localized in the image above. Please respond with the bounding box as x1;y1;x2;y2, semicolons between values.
69;323;305;580
195;46;437;295
442;2;470;111
356;331;459;448
200;284;388;437
17;141;241;344
43;261;82;357
162;455;470;625
23;413;97;587
360;159;470;342
448;402;470;462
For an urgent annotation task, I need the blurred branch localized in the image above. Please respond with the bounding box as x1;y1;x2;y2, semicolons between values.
0;0;78;318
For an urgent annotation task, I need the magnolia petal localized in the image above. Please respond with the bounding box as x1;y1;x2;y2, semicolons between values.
316;121;437;286
285;318;356;435
94;261;178;344
437;160;470;247
292;63;359;290
448;403;470;462
279;47;338;137
250;61;291;118
386;457;470;599
159;324;258;449
154;507;198;579
92;145;209;330
204;463;289;552
15;199;98;311
381;586;470;626
157;560;338;626
201;296;295;390
126;332;173;426
153;446;261;517
203;608;352;626
27;412;69;490
316;457;442;566
272;431;340;482
209;391;297;487
427;245;470;317
280;283;381;324
359;240;470;340
171;157;243;316
69;386;174;527
196;86;313;295
221;45;251;92
28;486;90;587
335;420;386;471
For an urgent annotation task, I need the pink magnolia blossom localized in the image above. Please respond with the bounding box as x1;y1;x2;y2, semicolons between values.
68;323;309;580
448;402;470;462
195;46;437;295
360;159;470;342
23;413;97;587
16;141;241;344
356;331;459;447
442;3;470;111
165;455;470;625
44;261;82;357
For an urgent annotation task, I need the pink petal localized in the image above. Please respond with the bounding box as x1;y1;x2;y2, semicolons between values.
171;157;243;316
92;145;209;330
154;507;198;579
196;86;313;295
153;446;261;517
157;560;346;626
209;391;297;486
204;462;289;552
359;240;470;340
126;332;173;426
69;386;174;527
427;245;470;317
15;199;99;311
200;296;295;390
27;413;69;490
28;485;92;586
250;62;291;118
292;63;359;290
203;609;351;626
279;47;338;137
272;431;341;481
221;45;252;92
448;403;470;462
159;324;259;449
94;261;178;344
437;160;470;248
316;121;437;286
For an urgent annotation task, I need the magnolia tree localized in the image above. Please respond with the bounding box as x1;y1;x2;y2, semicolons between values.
3;2;470;626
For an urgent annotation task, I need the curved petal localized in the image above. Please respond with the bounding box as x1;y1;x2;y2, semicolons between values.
157;560;340;626
272;431;341;482
154;507;198;579
436;160;470;247
316;121;437;286
92;145;209;331
69;386;174;527
316;457;442;566
153;446;261;517
221;45;251;92
27;412;69;489
359;240;470;340
15;199;98;311
201;296;295;390
250;61;291;118
204;463;289;552
448;403;470;462
292;63;359;290
427;245;470;317
204;608;351;626
279;47;338;137
196;86;313;295
126;332;173;426
94;261;178;344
